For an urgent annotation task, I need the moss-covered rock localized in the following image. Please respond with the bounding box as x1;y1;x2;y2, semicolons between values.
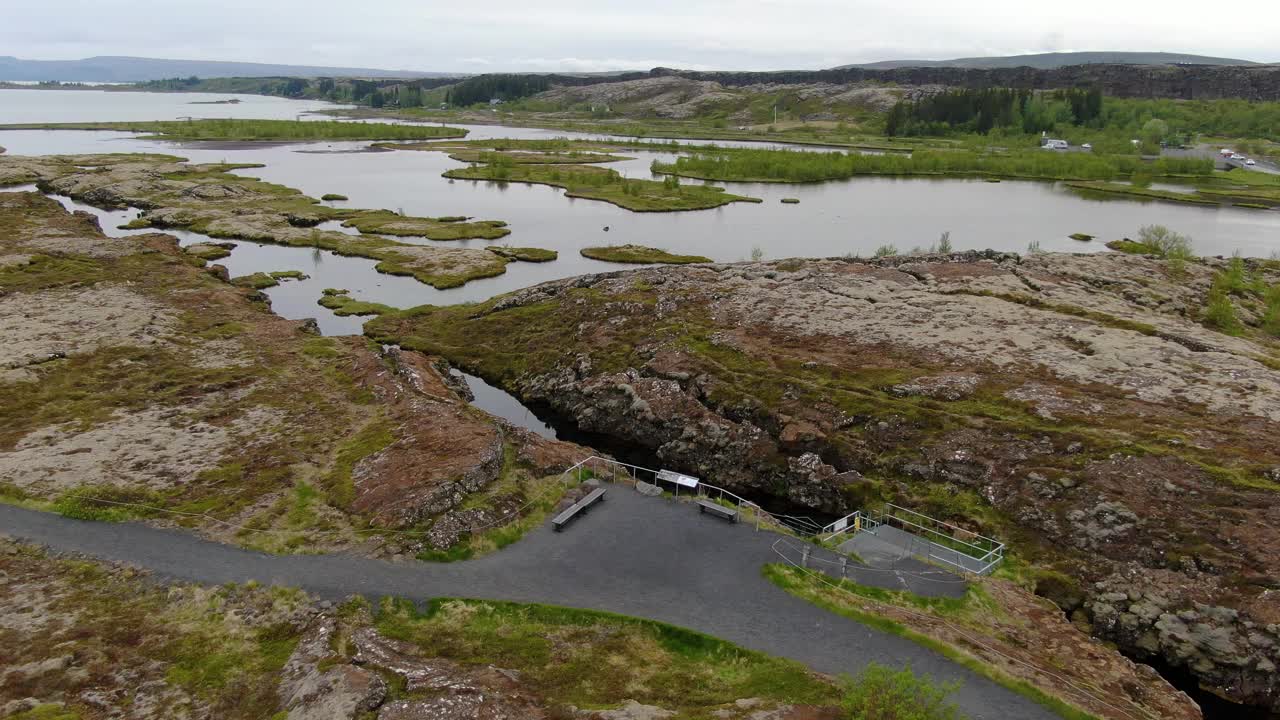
580;244;711;264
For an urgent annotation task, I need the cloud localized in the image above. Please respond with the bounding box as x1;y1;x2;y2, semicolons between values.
2;0;1276;72
503;58;717;72
1038;32;1067;53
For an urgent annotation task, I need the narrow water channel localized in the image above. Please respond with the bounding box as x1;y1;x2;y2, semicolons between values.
452;371;558;440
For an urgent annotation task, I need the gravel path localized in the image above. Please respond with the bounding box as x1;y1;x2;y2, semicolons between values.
0;487;1057;720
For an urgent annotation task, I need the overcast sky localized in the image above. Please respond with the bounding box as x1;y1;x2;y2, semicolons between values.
5;0;1278;72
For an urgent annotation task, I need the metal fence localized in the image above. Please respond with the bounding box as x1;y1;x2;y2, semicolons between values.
561;455;823;535
560;457;1003;575
821;503;1005;576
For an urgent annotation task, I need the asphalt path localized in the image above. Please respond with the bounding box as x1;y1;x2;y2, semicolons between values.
0;487;1058;720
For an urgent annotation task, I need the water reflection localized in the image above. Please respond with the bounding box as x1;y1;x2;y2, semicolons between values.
0;88;346;124
3;88;1279;333
39;192;441;335
454;371;557;439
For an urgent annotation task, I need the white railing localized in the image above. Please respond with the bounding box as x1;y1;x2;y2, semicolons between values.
880;503;1004;563
561;455;797;532
820;510;879;543
820;503;1006;576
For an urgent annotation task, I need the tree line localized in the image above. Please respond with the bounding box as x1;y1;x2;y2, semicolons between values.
444;75;554;107
885;88;1103;137
652;147;1212;183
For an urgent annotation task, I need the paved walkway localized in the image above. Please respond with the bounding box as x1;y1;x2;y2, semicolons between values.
0;487;1056;720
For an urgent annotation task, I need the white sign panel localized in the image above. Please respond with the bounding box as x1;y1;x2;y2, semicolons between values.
657;469;700;489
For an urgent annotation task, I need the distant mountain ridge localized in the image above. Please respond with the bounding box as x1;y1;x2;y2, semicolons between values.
0;56;458;82
837;51;1262;70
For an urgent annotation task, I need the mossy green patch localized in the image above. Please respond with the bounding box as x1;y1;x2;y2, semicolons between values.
185;243;233;261
0;253;104;292
444;161;760;212
0;345;252;451
0;119;467;142
374;597;839;713
317;289;395;317
322;416;395;509
1105;239;1155;254
764;566;1098;720
1065;180;1218;206
338;210;510;241
52;483;165;522
581;244;711;264
231;272;280;289
486;245;558;262
8;705;81;720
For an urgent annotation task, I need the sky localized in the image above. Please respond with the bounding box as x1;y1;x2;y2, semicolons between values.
4;0;1278;73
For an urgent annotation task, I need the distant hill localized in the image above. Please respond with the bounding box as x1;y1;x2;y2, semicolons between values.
0;56;457;82
837;51;1261;70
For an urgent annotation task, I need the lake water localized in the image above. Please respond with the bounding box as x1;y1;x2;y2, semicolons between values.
4;88;1280;330
455;371;558;439
0;88;346;123
7;89;1280;718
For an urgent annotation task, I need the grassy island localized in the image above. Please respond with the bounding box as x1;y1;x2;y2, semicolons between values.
445;161;760;212
0;119;468;142
317;288;395;316
650;147;1213;184
581;244;712;264
0;153;515;289
486;246;558;262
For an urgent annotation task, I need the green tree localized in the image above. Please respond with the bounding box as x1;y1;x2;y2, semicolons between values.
1136;225;1193;258
1141;118;1170;146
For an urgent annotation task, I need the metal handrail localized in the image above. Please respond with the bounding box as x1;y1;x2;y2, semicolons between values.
819;502;1006;576
883;503;1002;555
881;513;994;558
563;455;792;532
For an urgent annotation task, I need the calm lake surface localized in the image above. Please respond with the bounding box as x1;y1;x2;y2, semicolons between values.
0;88;346;123
4;88;1280;332
5;90;1275;719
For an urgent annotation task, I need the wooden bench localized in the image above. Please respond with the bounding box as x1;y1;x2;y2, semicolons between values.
552;487;607;532
697;499;738;523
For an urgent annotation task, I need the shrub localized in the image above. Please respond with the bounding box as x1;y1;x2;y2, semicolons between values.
936;231;953;254
873;244;899;258
1218;252;1261;296
1136;225;1193;259
840;663;965;720
1204;287;1243;335
1264;285;1280;336
53;484;163;522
